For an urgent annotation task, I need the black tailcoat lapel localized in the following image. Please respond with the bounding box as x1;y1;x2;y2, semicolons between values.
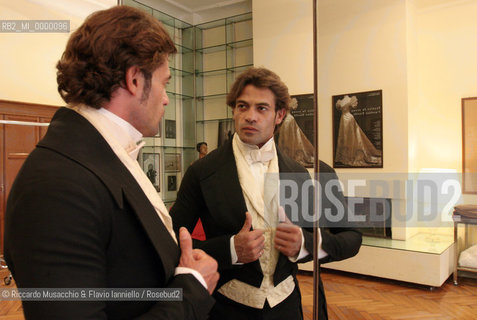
38;108;180;280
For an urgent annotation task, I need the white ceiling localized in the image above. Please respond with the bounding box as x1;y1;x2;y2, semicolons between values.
138;0;251;24
160;0;248;13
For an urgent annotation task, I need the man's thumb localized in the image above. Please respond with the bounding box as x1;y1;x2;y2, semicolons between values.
179;227;193;257
240;212;253;232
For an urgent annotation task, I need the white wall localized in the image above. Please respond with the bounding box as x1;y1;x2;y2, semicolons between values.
318;0;409;173
253;0;410;239
252;0;313;96
254;0;409;171
410;0;477;173
411;0;477;240
0;0;116;106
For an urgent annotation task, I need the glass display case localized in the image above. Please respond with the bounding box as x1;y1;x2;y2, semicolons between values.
123;0;194;205
124;1;253;204
195;13;253;151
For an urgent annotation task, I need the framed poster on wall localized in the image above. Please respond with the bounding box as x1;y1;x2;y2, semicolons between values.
165;119;176;139
218;120;235;148
167;175;177;191
164;153;181;172
142;153;160;192
332;90;383;168
276;94;315;168
462;97;477;194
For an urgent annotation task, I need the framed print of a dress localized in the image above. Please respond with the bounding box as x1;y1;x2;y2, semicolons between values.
332;90;383;168
276;94;315;168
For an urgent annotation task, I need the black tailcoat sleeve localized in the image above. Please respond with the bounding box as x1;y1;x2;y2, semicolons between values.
317;161;362;264
4;108;214;320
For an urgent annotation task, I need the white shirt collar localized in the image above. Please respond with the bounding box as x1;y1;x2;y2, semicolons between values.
85;107;145;160
97;107;143;146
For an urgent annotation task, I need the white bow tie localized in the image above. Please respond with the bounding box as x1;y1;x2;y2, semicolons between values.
127;140;145;160
248;148;275;165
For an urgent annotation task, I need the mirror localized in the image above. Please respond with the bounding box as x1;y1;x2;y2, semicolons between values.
315;0;477;318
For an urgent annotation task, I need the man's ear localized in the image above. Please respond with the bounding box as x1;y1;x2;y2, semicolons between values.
275;108;287;125
125;66;144;97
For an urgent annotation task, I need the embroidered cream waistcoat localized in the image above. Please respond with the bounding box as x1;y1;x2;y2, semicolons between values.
218;135;295;308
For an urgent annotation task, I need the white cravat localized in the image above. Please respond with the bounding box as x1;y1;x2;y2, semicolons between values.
247;146;275;165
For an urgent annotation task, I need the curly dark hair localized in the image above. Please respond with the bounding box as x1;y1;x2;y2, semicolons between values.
56;5;177;109
226;67;291;113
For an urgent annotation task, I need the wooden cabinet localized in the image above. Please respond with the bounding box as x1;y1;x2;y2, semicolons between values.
0;100;58;253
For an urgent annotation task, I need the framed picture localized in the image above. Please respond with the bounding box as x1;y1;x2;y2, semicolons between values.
167;175;177;191
276;93;315;168
142;153;160;192
165;119;176;139
218;120;235;147
332;90;383;168
462;97;477;194
164;153;181;172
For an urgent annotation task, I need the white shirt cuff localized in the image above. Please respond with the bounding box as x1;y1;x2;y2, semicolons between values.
230;235;244;265
288;228;328;262
288;228;309;262
174;267;208;290
317;228;328;259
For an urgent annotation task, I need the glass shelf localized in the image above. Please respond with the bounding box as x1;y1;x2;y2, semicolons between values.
195;18;226;31
175;44;194;54
196;43;227;54
170;67;194;77
196;93;227;100
196;38;253;53
362;232;454;255
166;91;194;100
227;38;253;49
229;64;254;71
225;12;253;25
196;118;234;123
196;12;253;30
196;68;228;77
195;64;254;77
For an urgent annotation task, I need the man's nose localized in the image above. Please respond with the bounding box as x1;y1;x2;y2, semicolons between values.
244;108;257;122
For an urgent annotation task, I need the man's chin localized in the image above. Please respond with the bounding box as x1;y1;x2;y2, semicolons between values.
238;134;258;146
143;128;159;137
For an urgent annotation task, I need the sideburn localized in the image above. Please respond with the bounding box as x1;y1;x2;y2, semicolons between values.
140;71;152;103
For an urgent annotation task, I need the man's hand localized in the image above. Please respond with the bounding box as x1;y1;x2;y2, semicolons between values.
274;207;302;258
178;227;219;294
234;212;265;263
